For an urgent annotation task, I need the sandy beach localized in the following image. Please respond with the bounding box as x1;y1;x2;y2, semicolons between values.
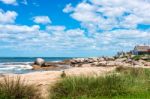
0;67;115;98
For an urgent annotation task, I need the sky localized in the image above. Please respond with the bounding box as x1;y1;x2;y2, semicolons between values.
0;0;150;57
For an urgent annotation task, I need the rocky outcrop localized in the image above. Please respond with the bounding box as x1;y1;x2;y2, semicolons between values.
70;55;150;67
32;54;150;70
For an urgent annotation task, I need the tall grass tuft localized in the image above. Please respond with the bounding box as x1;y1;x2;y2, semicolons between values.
0;76;41;99
49;67;150;99
49;74;127;99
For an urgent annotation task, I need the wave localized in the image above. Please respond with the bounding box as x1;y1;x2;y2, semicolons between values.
0;62;33;74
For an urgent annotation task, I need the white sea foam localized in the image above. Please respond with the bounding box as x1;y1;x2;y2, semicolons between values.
0;62;33;74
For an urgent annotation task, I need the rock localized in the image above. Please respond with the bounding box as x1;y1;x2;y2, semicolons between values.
107;57;115;61
144;62;150;66
115;58;127;62
97;57;105;62
32;64;61;70
115;62;123;66
44;62;59;67
92;58;99;62
141;56;149;60
97;61;107;66
106;61;116;66
126;58;132;63
92;62;99;66
34;58;45;66
138;60;145;63
86;58;94;63
60;60;71;65
132;61;139;65
74;58;85;63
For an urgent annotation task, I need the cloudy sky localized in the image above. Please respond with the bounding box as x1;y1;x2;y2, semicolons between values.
0;0;150;57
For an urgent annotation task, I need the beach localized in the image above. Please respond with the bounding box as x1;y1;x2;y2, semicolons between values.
1;66;115;98
0;54;150;98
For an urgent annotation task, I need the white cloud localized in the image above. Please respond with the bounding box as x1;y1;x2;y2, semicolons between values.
0;9;18;24
46;25;66;31
0;23;95;51
1;22;149;53
63;3;74;13
21;0;28;5
0;0;150;56
0;0;17;5
61;0;150;53
0;24;40;33
33;16;51;24
64;0;150;31
32;2;39;7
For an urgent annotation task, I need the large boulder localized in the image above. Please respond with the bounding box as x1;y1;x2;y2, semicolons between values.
34;58;45;66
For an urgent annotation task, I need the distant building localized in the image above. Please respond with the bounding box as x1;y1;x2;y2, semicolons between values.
132;45;150;55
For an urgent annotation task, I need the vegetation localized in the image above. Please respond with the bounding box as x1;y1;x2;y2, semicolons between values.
132;54;150;61
0;76;41;99
132;55;143;60
61;71;66;78
49;67;150;99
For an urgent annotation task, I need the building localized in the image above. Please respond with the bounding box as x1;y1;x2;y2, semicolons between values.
132;45;150;55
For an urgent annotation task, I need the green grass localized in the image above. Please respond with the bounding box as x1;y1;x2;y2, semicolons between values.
49;67;150;99
132;55;142;60
0;76;41;99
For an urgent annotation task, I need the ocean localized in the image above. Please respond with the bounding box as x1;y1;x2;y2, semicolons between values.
0;57;73;74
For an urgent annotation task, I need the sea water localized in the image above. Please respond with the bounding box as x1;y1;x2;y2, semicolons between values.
0;57;72;74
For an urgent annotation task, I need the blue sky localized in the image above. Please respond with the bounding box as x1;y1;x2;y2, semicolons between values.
0;0;150;57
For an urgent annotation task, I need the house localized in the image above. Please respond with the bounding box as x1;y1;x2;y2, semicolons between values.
132;45;150;55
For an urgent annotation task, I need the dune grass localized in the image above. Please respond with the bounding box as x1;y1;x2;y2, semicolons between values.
49;66;150;99
0;76;41;99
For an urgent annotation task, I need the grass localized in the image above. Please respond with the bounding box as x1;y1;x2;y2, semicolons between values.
49;66;150;99
132;55;143;60
0;76;41;99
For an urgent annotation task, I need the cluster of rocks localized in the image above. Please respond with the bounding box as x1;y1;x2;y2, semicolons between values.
32;54;150;70
70;56;150;67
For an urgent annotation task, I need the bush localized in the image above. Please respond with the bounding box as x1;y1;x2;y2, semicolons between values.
0;76;41;99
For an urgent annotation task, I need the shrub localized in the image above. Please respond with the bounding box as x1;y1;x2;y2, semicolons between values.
0;76;41;99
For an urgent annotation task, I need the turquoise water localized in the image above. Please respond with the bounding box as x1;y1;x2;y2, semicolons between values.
0;57;73;74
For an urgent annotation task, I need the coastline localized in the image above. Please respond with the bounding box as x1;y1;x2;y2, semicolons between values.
0;54;150;98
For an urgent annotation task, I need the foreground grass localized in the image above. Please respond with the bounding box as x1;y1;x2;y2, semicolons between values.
49;67;150;99
0;76;41;99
